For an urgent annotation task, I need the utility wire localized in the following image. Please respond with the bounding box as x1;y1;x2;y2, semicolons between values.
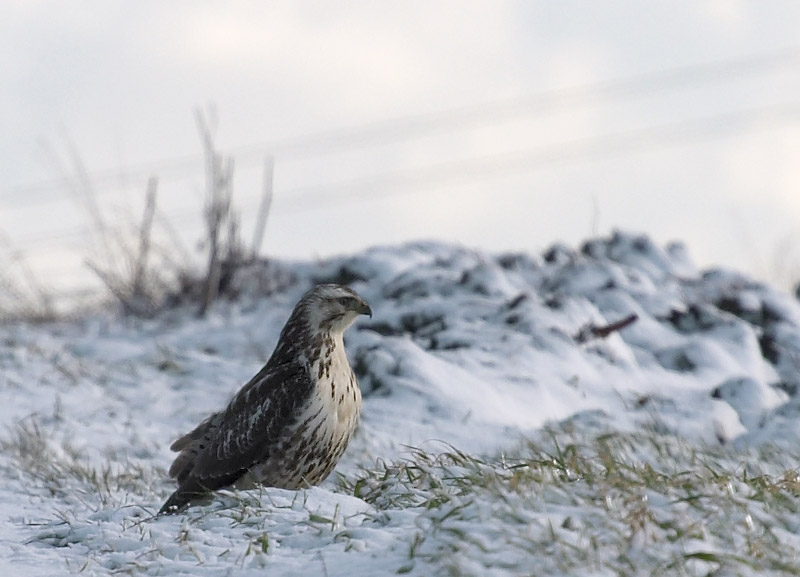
273;100;800;211
12;98;800;250
3;45;800;201
229;44;800;159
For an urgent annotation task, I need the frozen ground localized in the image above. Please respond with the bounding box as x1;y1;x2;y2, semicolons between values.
3;231;800;575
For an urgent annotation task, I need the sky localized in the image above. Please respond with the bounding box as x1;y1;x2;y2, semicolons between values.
1;1;800;298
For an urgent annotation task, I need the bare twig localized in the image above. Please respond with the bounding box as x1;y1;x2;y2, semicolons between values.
574;314;638;344
154;213;193;265
251;156;274;258
196;109;242;317
64;137;116;271
0;231;54;319
198;112;224;315
132;177;158;298
85;260;145;316
79;172;177;317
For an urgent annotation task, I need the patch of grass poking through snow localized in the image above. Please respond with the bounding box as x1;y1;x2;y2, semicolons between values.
10;419;800;576
339;431;800;576
1;417;163;513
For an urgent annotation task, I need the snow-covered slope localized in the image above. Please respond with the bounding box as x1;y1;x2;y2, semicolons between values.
2;231;800;576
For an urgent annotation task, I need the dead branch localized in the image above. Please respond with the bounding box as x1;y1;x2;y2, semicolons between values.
0;231;54;319
574;313;638;344
86;260;153;317
196;109;237;317
251;156;274;258
132;177;158;298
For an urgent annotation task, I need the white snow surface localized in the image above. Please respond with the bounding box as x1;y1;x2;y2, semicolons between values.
2;231;800;575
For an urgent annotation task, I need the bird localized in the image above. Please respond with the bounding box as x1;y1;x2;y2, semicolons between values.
158;284;372;515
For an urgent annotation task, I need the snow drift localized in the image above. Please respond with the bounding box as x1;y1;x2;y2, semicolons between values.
2;231;800;576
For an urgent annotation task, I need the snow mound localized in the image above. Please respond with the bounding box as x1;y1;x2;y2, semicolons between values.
322;232;799;451
2;230;800;575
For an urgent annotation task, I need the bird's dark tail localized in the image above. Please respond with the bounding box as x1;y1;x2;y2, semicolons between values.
158;477;209;515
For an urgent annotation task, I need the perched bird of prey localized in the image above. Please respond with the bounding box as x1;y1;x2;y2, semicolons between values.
159;284;371;515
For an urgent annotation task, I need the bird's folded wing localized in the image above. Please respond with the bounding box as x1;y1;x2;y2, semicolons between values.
189;362;312;482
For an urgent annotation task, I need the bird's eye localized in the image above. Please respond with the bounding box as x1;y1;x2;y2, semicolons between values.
338;297;352;306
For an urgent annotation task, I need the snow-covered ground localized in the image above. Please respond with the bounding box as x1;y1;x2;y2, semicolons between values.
3;231;800;576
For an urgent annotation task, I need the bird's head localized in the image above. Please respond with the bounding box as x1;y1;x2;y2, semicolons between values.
300;284;372;334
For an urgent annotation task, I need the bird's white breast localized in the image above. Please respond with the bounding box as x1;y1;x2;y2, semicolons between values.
241;334;362;489
257;332;362;487
311;332;361;438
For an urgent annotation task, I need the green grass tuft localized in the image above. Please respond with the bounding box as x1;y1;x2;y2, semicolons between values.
338;428;800;576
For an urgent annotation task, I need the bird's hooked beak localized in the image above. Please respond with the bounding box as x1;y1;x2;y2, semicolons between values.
358;300;372;318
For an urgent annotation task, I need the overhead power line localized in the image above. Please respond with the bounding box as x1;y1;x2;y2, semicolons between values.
3;45;800;201
230;44;800;158
12;98;800;251
272;100;800;211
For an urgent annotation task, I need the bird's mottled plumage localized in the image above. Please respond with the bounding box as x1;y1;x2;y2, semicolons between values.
159;284;371;515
